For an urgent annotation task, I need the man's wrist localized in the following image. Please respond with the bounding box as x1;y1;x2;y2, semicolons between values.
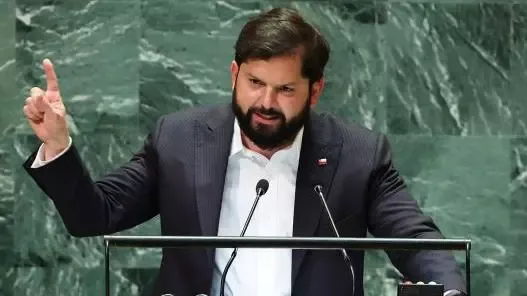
43;139;70;161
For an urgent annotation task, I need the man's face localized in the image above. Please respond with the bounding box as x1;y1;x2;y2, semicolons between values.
230;52;324;150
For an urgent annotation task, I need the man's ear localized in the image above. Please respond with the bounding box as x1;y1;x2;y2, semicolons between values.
309;78;325;107
230;60;239;90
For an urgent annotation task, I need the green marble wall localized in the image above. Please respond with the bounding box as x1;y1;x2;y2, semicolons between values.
0;0;525;295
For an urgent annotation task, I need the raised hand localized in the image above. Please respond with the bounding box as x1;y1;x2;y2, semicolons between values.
23;58;69;160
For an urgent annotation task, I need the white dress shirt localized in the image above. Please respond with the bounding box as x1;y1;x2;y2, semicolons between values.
210;119;303;296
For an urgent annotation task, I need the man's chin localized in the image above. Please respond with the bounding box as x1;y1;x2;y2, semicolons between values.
249;129;279;142
251;121;281;134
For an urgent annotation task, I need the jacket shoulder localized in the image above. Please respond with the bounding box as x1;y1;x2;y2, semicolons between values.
162;104;227;125
151;104;228;133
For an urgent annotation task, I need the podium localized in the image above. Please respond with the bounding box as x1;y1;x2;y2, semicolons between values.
103;236;471;296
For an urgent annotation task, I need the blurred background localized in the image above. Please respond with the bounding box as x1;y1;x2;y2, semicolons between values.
0;0;525;295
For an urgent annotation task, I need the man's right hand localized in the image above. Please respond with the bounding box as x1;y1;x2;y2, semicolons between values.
23;58;70;161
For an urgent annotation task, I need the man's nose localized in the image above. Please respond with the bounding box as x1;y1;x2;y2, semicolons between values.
259;87;277;109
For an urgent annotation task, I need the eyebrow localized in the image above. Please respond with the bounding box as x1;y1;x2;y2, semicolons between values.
248;74;297;88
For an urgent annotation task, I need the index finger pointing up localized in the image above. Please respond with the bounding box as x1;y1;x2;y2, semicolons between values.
43;58;60;92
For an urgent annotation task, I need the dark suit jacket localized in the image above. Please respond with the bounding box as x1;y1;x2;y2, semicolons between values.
24;103;466;296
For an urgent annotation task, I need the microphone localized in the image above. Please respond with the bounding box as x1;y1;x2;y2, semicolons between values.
219;179;269;296
314;184;356;295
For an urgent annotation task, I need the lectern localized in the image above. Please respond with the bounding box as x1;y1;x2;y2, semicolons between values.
103;236;471;296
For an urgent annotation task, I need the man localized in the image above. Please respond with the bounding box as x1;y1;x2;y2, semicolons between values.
22;7;466;296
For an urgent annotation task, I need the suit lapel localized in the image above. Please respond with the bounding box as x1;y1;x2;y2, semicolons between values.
195;104;234;263
291;113;343;285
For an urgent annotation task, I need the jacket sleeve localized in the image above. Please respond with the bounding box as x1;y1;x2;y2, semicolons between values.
22;117;165;237
366;134;467;294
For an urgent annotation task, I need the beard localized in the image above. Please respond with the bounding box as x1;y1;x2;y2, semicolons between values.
231;87;311;150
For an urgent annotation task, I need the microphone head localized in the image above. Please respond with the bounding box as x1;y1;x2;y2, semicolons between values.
256;179;269;195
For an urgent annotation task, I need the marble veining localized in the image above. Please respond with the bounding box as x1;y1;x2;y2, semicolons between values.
0;0;524;295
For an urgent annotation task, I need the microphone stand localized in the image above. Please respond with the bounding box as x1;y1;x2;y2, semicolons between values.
314;185;356;296
219;183;268;296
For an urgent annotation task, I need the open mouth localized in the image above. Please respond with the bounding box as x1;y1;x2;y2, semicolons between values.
254;112;280;121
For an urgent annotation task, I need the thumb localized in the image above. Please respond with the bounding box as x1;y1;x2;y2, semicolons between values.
34;94;51;113
41;95;59;114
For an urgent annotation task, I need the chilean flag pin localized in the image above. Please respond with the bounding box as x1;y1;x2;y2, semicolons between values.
318;158;327;166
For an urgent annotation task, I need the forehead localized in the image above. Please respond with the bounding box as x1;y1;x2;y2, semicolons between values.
240;54;306;84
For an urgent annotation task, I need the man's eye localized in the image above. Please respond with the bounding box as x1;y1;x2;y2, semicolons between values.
250;79;263;85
